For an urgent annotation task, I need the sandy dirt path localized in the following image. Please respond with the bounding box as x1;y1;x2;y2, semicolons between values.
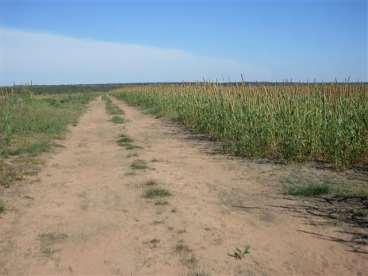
0;97;366;276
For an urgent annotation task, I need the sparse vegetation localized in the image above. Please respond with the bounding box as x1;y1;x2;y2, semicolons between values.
143;187;171;199
0;88;94;157
131;159;148;170
111;115;124;124
154;200;169;206
0;87;95;187
176;243;191;254
228;245;251;259
285;173;368;198
113;83;368;170
102;95;124;115
287;182;330;197
102;94;125;125
117;134;141;150
144;238;160;249
0;199;5;213
186;271;211;276
145;180;157;186
38;232;68;256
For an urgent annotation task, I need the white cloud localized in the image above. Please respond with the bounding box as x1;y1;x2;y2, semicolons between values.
0;27;255;85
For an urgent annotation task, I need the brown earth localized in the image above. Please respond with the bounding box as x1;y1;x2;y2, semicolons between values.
0;97;367;276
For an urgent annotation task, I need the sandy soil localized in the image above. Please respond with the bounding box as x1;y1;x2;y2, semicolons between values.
0;97;366;276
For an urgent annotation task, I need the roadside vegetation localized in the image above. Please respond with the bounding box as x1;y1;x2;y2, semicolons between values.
0;87;96;191
102;95;125;124
284;171;368;198
113;83;368;170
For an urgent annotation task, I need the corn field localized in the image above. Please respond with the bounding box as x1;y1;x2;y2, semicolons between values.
114;83;368;169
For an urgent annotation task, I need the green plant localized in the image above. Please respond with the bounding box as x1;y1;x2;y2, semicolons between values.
228;245;251;259
117;134;141;150
0;199;5;213
111;115;124;124
145;180;157;186
154;200;168;206
287;182;330;196
143;188;171;199
186;271;210;276
102;95;124;115
131;159;148;170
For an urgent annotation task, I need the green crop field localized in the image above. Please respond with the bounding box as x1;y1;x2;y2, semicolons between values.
113;83;368;170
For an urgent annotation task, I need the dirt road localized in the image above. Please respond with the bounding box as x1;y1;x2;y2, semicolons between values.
0;97;366;275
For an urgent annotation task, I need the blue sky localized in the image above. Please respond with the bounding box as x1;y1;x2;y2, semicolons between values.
0;0;367;84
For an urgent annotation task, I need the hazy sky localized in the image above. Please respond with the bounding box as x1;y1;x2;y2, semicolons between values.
0;0;367;85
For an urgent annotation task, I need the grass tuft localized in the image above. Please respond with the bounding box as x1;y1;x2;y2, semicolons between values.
143;188;171;199
102;95;124;115
111;115;124;124
186;272;211;276
287;183;330;196
0;200;5;213
117;134;141;150
131;159;148;170
155;200;169;206
145;180;157;186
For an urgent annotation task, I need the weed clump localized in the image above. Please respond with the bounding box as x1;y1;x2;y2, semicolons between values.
0;200;5;213
143;188;171;199
111;116;124;124
131;159;148;170
287;183;330;196
117;134;141;150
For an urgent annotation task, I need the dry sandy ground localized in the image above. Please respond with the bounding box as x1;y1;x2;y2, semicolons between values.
0;97;367;276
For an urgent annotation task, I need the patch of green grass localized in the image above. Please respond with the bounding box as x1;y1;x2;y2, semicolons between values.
175;243;191;254
154;200;169;206
9;141;50;156
125;144;141;150
1;92;94;156
0;200;5;213
332;184;368;199
183;255;198;267
0;161;19;188
117;134;141;150
143;188;171;199
287;183;330;196
39;232;68;256
285;172;368;198
124;171;136;176
117;134;133;145
228;245;251;259
145;180;157;186
102;95;124;115
186;271;211;276
144;238;160;249
131;159;148;170
111;115;124;124
0;89;95;187
126;152;139;158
